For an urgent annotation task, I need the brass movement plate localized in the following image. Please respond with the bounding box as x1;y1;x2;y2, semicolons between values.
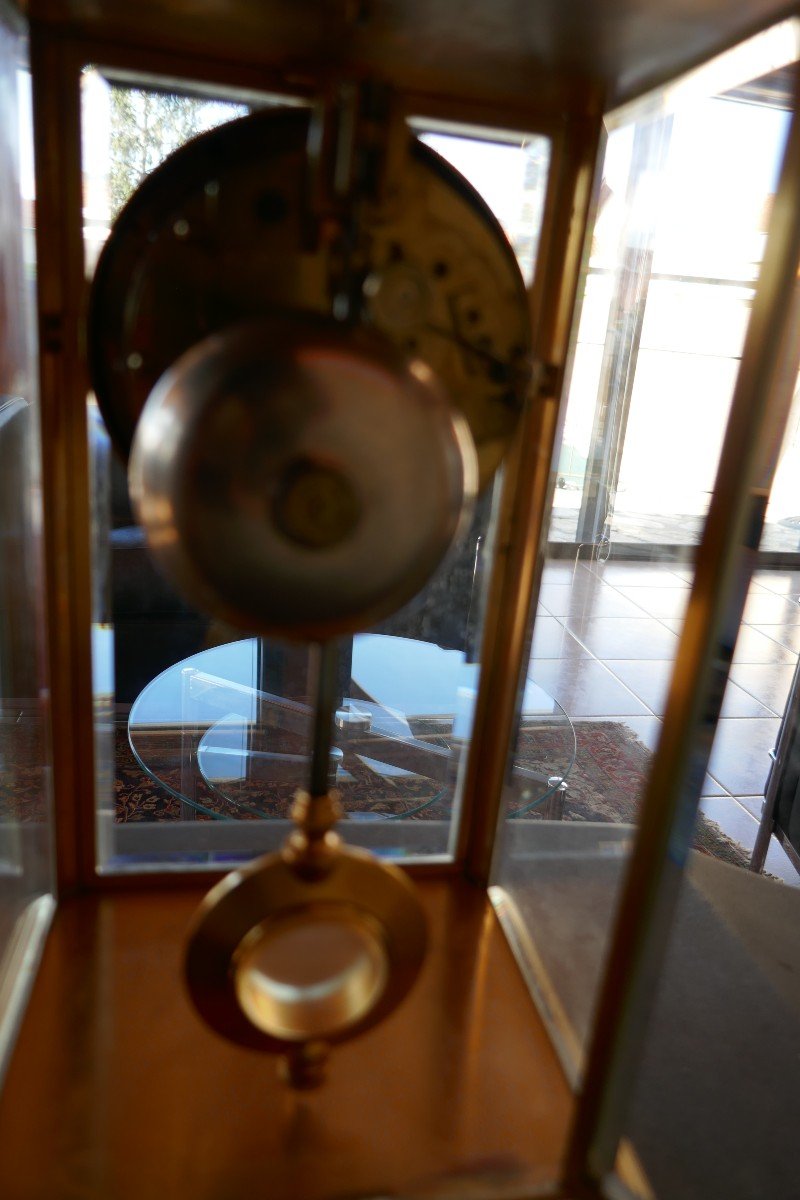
88;105;531;492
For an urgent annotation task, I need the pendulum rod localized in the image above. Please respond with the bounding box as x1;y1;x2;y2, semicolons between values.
308;639;340;798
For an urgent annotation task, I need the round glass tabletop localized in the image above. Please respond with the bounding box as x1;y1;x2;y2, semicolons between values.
128;635;576;824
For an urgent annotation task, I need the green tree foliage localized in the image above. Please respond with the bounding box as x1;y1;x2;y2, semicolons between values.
108;87;246;218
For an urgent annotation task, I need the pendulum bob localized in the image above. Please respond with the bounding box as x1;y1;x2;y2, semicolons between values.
127;315;477;641
185;787;427;1088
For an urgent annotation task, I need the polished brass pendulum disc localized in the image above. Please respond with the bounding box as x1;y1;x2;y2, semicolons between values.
128;314;477;640
184;818;428;1087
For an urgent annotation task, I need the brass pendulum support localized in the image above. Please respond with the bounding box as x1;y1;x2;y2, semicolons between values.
279;640;345;1083
283;640;344;880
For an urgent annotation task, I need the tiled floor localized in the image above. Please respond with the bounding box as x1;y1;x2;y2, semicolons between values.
549;505;800;552
530;557;800;885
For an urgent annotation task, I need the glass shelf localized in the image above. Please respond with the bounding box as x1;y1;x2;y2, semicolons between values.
128;635;576;826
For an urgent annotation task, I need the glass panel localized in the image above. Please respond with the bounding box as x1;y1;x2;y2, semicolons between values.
553;273;613;538
551;94;789;552
81;70;250;273
493;61;800;1119
535;44;800;1198
82;73;261;872
0;18;54;1074
80;80;551;871
418;129;550;285
761;368;800;551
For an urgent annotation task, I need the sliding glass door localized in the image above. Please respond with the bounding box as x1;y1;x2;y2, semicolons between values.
553;72;795;561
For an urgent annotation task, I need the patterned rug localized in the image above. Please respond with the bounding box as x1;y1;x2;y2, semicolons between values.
111;718;753;869
0;714;753;869
518;719;754;869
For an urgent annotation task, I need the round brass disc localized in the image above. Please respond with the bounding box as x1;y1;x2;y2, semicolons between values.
129;315;477;640
184;845;428;1054
233;907;389;1041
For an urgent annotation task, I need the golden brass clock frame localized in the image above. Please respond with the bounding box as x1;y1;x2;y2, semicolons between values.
20;9;800;1197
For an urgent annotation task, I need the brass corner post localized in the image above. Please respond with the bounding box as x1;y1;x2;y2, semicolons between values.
30;28;98;894
565;71;800;1190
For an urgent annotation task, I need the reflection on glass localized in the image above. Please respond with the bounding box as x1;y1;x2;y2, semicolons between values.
121;633;573;868
553;88;789;551
495;62;800;1092
0;26;54;1070
762;372;800;552
81;70;249;273
419;130;550;285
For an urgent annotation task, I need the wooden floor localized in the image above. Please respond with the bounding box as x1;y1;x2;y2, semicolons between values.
0;876;573;1200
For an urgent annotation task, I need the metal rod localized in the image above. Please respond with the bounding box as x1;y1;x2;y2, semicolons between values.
308;640;340;797
750;653;800;871
566;72;800;1188
30;29;98;893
